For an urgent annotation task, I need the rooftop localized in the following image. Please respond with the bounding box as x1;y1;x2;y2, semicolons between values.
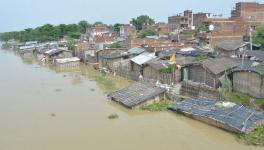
108;82;166;108
169;98;264;134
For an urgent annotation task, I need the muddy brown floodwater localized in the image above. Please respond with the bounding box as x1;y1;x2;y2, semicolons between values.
0;49;262;150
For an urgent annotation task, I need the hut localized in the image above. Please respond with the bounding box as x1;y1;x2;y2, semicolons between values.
108;82;166;109
44;49;73;62
55;57;80;68
232;64;264;98
186;57;239;88
143;58;181;84
100;50;129;72
216;42;248;57
169;98;264;134
130;52;157;76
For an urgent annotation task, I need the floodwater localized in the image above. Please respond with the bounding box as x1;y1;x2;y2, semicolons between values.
0;48;262;150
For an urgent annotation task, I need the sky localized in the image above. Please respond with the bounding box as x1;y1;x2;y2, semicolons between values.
0;0;257;32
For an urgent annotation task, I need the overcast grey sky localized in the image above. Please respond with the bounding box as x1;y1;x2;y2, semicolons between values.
0;0;253;32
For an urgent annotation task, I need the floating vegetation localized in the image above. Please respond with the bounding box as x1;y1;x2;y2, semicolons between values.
108;113;119;119
50;113;56;117
90;88;96;92
141;101;175;112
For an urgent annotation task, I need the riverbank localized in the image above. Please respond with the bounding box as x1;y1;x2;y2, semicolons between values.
0;49;263;150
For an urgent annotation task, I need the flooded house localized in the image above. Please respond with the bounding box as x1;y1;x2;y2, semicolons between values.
75;42;98;63
169;98;264;134
55;57;80;68
44;49;73;62
232;64;264;98
19;46;37;58
108;82;166;109
185;57;239;88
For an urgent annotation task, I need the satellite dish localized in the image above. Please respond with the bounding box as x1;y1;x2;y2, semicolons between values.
209;25;215;31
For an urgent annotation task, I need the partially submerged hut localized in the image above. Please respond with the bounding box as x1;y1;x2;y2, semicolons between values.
108;82;166;109
169;98;264;134
232;64;264;98
55;57;80;68
44;49;73;62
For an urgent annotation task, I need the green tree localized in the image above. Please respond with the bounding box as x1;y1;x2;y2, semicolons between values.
139;29;157;38
78;20;90;33
113;23;122;33
130;15;155;30
255;25;264;47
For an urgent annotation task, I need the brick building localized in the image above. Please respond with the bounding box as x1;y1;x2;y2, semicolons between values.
168;10;193;32
231;2;264;33
120;24;137;38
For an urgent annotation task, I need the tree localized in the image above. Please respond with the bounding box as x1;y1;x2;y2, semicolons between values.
255;25;264;47
130;15;155;30
139;29;157;38
113;23;122;33
78;20;90;33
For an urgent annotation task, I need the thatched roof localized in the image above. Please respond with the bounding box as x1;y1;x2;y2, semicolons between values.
169;98;264;134
202;57;239;75
108;82;166;108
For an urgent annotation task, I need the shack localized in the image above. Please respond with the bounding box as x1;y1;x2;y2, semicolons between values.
186;57;239;88
143;58;181;84
100;50;129;71
130;52;157;76
108;82;166;109
232;64;264;98
55;57;80;68
169;98;264;134
216;42;248;57
44;49;73;62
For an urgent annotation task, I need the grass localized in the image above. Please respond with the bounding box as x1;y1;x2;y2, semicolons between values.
91;75;115;90
225;92;252;107
256;99;264;110
181;31;195;36
239;125;264;146
108;113;119;119
140;100;175;112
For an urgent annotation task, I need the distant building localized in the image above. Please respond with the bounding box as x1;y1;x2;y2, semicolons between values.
168;10;193;32
120;24;137;38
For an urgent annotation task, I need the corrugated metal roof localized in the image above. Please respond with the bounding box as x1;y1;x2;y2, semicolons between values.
131;52;157;65
127;47;145;55
169;98;264;134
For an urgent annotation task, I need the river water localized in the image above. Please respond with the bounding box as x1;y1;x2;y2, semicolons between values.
0;49;262;150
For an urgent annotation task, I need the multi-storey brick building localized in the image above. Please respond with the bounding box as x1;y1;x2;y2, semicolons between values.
231;2;264;33
168;10;193;32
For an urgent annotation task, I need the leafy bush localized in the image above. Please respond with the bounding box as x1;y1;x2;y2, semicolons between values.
239;125;264;146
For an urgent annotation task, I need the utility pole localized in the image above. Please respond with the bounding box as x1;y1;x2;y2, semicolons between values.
249;16;253;51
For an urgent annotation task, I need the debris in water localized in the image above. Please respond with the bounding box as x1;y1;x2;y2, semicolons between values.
50;113;56;117
108;113;119;119
90;89;95;92
55;89;62;92
63;75;67;77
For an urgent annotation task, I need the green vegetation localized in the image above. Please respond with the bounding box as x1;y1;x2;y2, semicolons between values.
130;15;155;30
255;25;264;47
139;29;157;38
108;113;119;119
221;72;233;98
239;125;264;146
181;31;195;36
141;101;175;112
195;26;207;34
194;55;208;61
160;65;177;74
256;99;264;110
0;20;91;42
109;42;122;48
225;92;252;107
